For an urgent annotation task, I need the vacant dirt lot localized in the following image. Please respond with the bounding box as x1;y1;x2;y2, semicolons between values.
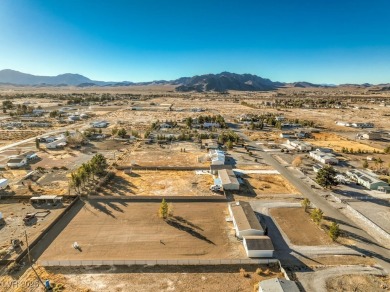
0;200;65;260
0;264;284;292
244;174;300;195
270;207;333;246
118;142;208;167
40;202;244;261
307;132;383;153
98;170;215;197
326;274;390;292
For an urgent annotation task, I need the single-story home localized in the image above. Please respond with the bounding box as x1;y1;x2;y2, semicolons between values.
7;155;28;168
243;235;274;258
258;278;300;292
91;121;109;128
287;140;312;151
228;201;264;239
203;122;221;128
362;132;381;140
218;169;239;190
309;150;338;165
346;169;389;190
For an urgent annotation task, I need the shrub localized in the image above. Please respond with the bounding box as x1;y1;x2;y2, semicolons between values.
255;268;262;275
239;268;249;278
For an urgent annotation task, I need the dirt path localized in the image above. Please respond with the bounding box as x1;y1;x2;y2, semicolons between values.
296;265;386;292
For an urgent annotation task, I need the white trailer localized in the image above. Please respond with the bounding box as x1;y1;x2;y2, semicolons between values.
0;178;9;190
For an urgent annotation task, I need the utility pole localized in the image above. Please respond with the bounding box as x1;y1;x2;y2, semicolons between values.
24;231;47;290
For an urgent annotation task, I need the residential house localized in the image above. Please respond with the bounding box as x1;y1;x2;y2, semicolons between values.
310;150;338;165
218;169;240;190
228;201;264;239
346;169;388;190
7;155;28;168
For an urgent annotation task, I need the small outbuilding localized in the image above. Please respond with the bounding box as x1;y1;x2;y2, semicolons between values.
7;156;28;168
243;235;274;258
258;278;300;292
30;195;63;205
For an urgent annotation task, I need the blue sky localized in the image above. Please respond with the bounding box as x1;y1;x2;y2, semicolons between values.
1;0;390;83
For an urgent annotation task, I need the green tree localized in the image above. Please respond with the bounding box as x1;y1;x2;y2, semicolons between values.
301;198;311;213
91;154;108;176
226;140;233;150
117;128;127;138
316;165;338;189
112;127;119;136
158;198;169;219
362;160;369;169
377;157;384;170
35;138;40;149
185;117;193;128
328;222;340;241
310;208;323;225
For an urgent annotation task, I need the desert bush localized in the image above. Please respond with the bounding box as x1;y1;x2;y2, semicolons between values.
239;268;249;278
255;268;262;275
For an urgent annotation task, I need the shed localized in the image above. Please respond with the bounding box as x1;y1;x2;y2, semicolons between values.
30;195;63;204
258;278;300;292
228;201;264;239
218;169;239;190
243;235;274;258
7;156;28;168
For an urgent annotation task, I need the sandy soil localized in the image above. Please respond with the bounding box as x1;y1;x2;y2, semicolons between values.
0;264;284;292
98;170;215;197
299;255;376;267
307;132;383;152
40;202;245;261
118;142;208;168
0;200;65;260
270;207;333;246
326;273;390;292
243;174;300;195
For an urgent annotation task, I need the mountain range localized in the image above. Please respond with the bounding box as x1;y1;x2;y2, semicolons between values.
0;69;387;92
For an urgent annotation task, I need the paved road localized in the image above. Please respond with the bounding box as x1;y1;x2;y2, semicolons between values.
234;128;390;272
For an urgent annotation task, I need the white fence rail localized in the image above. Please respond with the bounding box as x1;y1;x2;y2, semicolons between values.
39;258;278;267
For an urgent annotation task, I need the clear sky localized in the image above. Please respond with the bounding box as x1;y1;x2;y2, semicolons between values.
1;0;390;84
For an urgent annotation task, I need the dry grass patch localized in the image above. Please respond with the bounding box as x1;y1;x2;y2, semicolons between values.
245;174;300;195
270;207;333;246
326;274;390;292
308;132;382;153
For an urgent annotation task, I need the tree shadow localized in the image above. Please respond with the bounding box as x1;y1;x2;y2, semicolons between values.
89;200;116;218
166;217;214;245
172;216;203;231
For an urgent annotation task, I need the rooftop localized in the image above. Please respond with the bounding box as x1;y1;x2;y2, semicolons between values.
219;169;239;185
244;236;274;251
229;201;263;232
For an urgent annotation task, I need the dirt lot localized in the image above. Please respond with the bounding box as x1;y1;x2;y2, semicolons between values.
326;273;390;292
307;132;383;153
0;200;66;260
0;264;284;292
98;170;215;197
244;130;283;143
243;174;300;196
270;207;333;246
118;142;208;167
40;202;244;261
299;255;376;268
